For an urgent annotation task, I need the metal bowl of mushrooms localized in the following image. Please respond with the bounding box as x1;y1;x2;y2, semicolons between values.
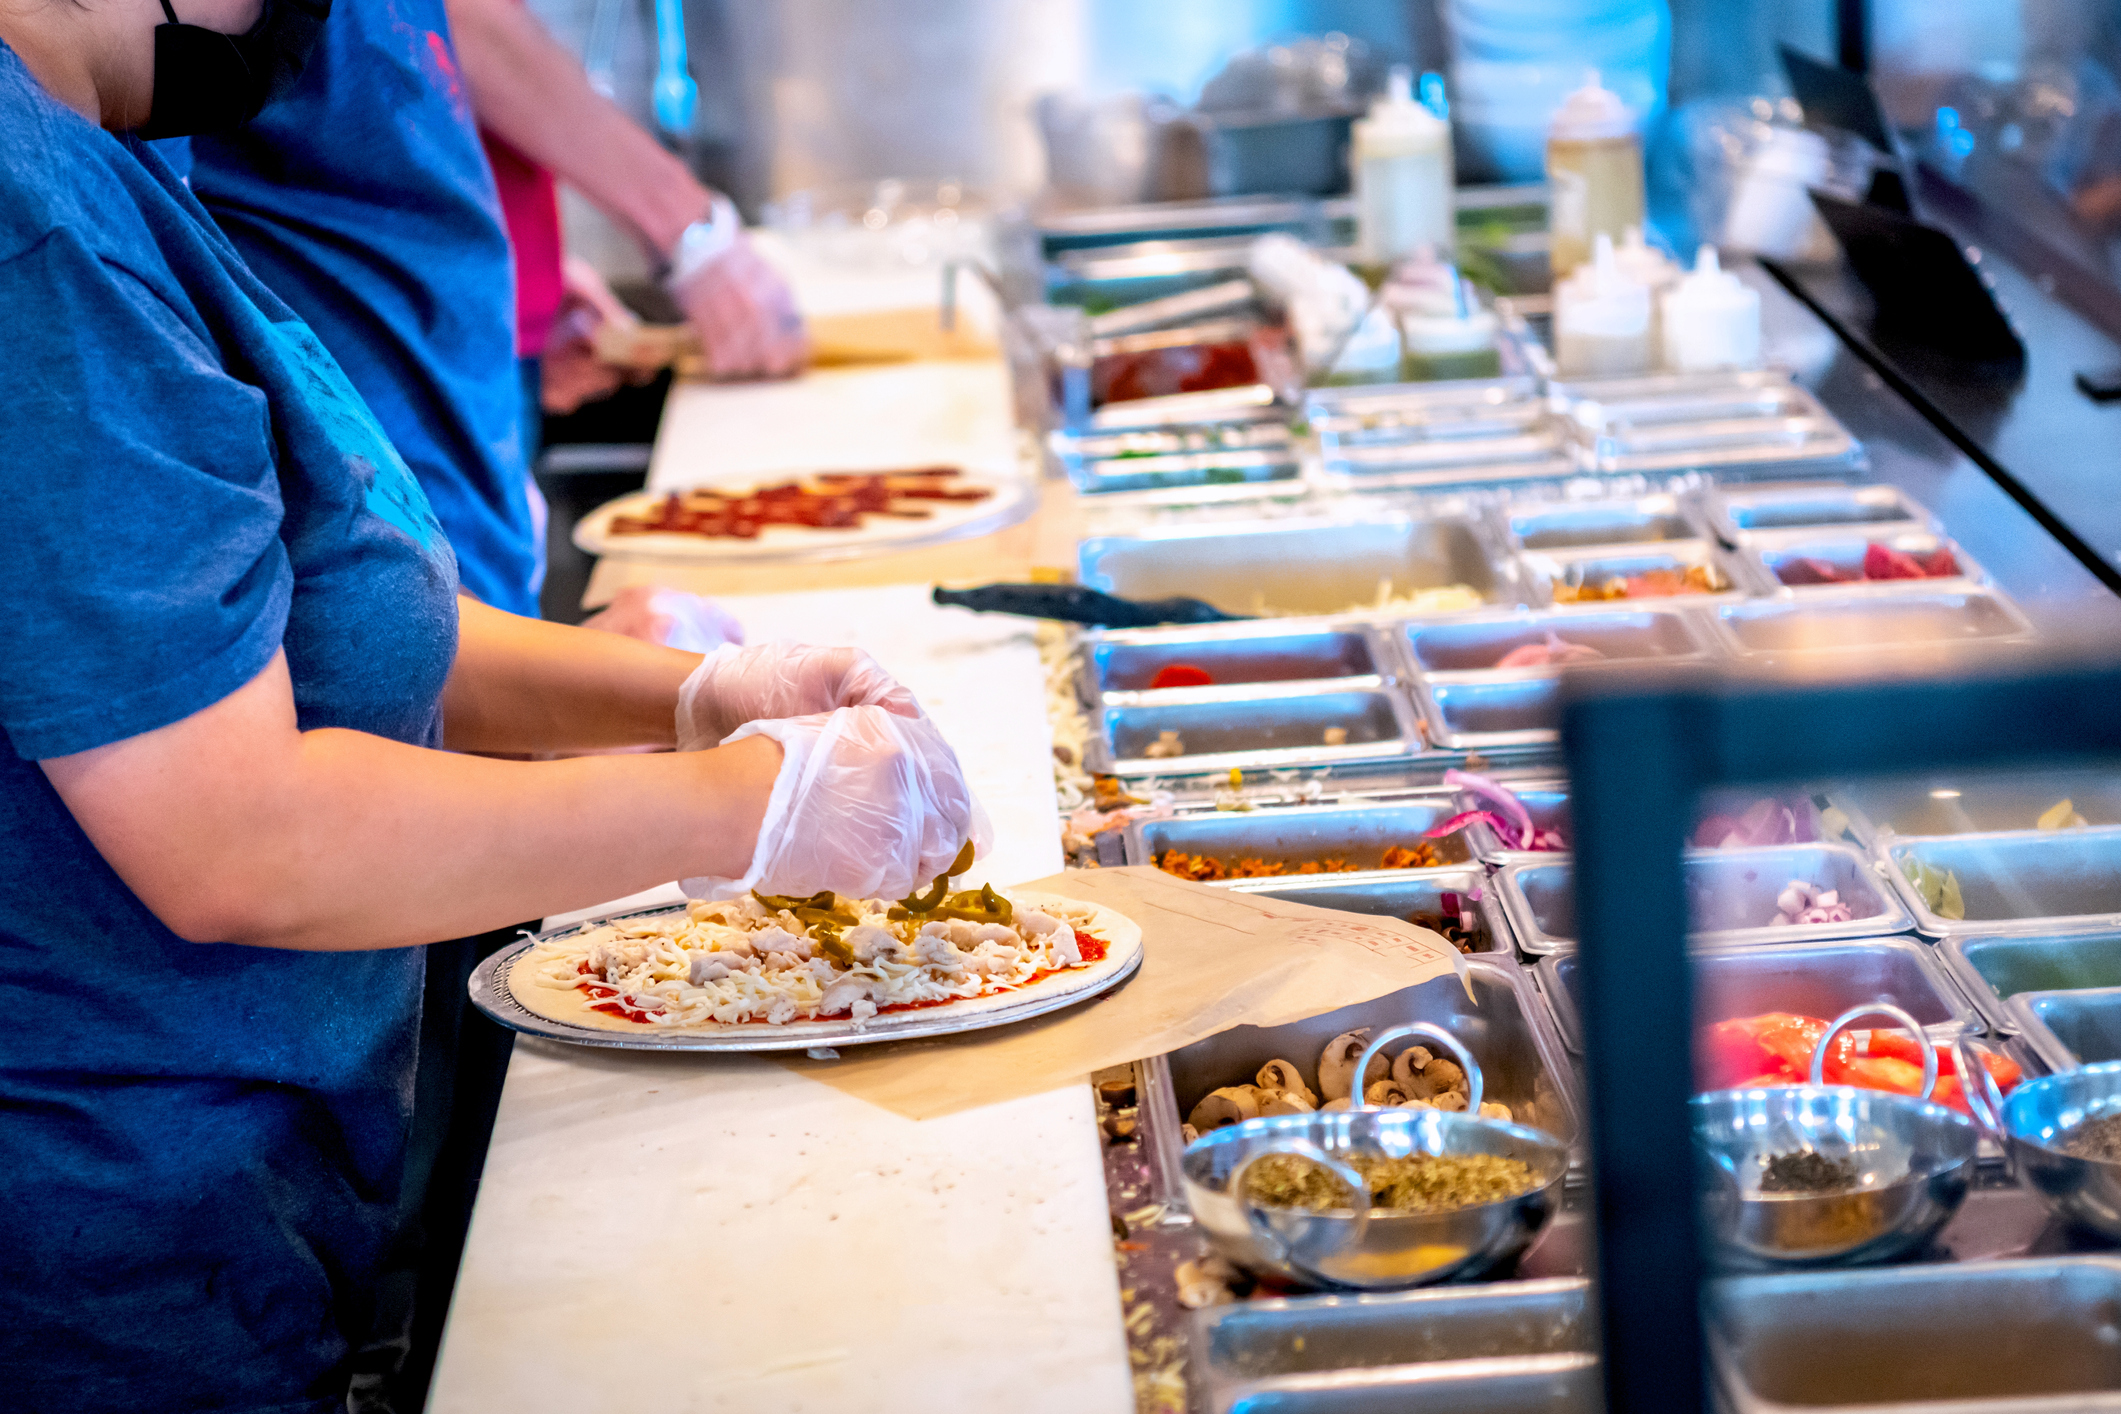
1179;1023;1572;1290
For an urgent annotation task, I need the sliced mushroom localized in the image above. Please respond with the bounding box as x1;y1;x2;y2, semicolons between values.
1258;1090;1315;1116
1175;1259;1235;1310
1255;1059;1317;1108
1187;1085;1264;1132
1390;1044;1433;1090
1320;1096;1353;1113
1478;1101;1514;1122
1318;1030;1389;1103
1364;1078;1410;1107
1398;1096;1438;1112
1430;1089;1469;1113
1180;1122;1201;1145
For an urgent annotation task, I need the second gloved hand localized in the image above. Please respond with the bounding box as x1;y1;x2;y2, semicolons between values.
681;705;993;901
675;642;920;751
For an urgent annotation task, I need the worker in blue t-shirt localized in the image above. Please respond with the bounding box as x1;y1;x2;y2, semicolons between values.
0;5;985;1410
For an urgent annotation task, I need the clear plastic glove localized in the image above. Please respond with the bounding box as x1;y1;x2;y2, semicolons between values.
581;585;745;653
668;234;809;381
681;706;992;901
675;642;919;752
542;256;659;415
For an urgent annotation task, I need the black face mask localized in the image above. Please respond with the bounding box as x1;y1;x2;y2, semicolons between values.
136;0;332;139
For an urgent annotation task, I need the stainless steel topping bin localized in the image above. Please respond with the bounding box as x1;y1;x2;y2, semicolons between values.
1828;770;2121;847
1500;493;1712;553
1077;514;1518;621
1709;1257;2121;1413
2012;987;2121;1071
1940;931;2121;1033
1707;481;1932;544
1536;938;1980;1055
1517;541;1754;609
1884;827;2121;939
1150;957;1583;1171
1188;1279;1596;1414
1092;686;1422;776
1412;675;1571;750
1563;380;1860;475
1126;797;1476;875
1085;623;1390;704
1400;606;1719;674
1497;842;1912;953
1709;590;2036;662
1192;1355;1601;1414
1224;869;1513;955
1741;529;1986;597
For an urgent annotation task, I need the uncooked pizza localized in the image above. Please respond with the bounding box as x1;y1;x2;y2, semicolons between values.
508;883;1140;1036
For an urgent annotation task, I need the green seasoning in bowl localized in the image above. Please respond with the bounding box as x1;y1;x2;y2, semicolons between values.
2058;1113;2121;1164
1242;1151;1537;1215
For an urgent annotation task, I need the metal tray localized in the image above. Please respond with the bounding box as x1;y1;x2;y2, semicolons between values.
1222;868;1515;956
1078;513;1519;621
1564;381;1860;476
1498;492;1713;554
1708;481;1932;544
1709;1257;2121;1413
1883;827;2121;939
1125;797;1478;876
1940;932;2121;1034
1307;381;1545;452
1411;675;1575;750
466;899;1144;1053
1399;605;1720;674
1188;1355;1599;1414
1496;842;1912;954
1708;590;2037;663
1066;447;1306;501
1085;622;1391;706
1742;528;1987;597
2012;987;2121;1072
1091;686;1424;777
1317;432;1578;493
1826;770;2121;849
1187;1279;1596;1414
1517;540;1755;609
1147;956;1584;1180
1535;937;1980;1056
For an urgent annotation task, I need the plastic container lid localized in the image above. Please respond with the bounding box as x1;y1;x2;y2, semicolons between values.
1556;232;1650;337
1548;69;1635;142
1355;65;1450;156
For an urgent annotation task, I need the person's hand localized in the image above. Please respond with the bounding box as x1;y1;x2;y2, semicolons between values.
675;642;919;752
668;233;809;381
681;705;992;900
581;585;745;654
541;256;658;415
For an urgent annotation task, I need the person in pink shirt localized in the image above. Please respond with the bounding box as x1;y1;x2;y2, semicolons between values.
450;0;807;428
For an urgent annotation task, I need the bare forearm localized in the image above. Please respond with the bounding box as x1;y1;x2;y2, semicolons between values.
197;729;776;949
442;596;697;752
447;0;708;257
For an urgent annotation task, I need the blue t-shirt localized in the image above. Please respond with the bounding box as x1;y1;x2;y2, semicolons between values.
181;0;541;616
0;45;460;1414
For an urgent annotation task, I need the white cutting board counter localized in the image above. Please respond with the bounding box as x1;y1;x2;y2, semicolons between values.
427;586;1132;1414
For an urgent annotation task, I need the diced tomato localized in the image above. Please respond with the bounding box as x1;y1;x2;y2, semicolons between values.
1697;1013;1831;1089
1149;664;1214;689
1864;543;1929;580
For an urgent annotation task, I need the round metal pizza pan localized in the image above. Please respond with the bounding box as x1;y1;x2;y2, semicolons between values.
467;899;1143;1053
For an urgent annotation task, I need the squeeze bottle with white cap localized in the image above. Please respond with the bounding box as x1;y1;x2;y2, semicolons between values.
1354;65;1455;265
1613;225;1678;364
1660;245;1762;372
1554;232;1651;377
1546;70;1644;280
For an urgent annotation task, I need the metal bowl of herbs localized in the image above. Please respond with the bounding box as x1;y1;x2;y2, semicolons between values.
1693;1004;1979;1268
1985;1059;2121;1241
1179;1023;1571;1290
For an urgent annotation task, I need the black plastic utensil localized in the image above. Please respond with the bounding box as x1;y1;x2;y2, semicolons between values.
932;583;1250;627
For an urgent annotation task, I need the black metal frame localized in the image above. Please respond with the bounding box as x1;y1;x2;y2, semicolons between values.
1562;656;2121;1412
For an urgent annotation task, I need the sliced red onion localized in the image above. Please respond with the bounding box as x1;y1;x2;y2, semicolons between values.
1446;768;1536;849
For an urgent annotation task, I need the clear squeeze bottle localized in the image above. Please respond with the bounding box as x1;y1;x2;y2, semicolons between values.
1660;245;1762;372
1554;232;1651;378
1546;70;1645;281
1354;66;1455;265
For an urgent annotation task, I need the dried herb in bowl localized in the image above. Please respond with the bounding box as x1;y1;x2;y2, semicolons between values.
1241;1152;1537;1215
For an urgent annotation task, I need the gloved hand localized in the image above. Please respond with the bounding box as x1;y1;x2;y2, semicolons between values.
668;234;809;381
582;585;745;654
682;705;992;901
541;257;659;415
676;642;920;752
